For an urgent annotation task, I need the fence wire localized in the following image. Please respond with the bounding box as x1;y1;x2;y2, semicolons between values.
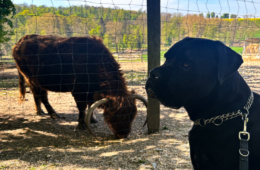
0;0;260;169
1;0;148;137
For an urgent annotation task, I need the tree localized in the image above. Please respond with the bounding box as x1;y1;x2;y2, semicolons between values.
103;33;113;48
211;12;215;18
89;26;102;37
122;34;128;50
206;13;210;18
221;13;229;19
0;0;16;43
99;17;106;39
230;14;237;19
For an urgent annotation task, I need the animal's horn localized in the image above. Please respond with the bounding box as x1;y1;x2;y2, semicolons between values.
85;98;110;136
131;94;148;127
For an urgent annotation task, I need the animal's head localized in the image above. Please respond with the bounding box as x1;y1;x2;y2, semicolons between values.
146;37;243;110
104;91;137;138
86;90;147;139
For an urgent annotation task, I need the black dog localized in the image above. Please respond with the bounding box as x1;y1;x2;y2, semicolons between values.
146;37;260;170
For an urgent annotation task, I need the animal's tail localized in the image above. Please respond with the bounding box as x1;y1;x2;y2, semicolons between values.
18;71;26;104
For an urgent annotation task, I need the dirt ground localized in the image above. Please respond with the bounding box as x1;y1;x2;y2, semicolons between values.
0;60;259;169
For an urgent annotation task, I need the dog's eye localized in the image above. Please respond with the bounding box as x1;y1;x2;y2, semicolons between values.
183;63;191;68
184;63;189;67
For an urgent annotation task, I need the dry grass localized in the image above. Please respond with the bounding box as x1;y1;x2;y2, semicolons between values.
0;60;259;169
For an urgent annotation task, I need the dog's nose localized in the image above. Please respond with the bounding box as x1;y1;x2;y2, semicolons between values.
149;68;161;80
146;87;156;98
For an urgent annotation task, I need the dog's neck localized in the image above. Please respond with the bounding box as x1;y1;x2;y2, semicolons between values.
185;71;251;121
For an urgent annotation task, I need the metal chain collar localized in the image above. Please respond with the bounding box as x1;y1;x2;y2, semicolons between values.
194;92;254;127
243;92;254;113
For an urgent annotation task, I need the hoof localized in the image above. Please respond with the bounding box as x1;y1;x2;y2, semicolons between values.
76;121;87;130
50;113;61;119
36;110;47;116
90;117;98;124
115;134;128;139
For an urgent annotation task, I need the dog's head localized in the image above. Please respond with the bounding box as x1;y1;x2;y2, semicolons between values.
146;37;243;109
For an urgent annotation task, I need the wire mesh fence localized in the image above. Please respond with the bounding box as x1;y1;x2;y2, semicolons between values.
160;0;260;94
0;0;260;169
1;0;149;137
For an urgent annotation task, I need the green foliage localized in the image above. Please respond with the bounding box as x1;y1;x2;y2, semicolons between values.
206;13;210;18
231;47;243;54
254;31;260;38
210;12;215;18
221;13;229;19
142;51;166;62
230;14;237;19
0;0;16;43
2;4;260;57
89;26;102;37
103;33;113;48
4;4;146;54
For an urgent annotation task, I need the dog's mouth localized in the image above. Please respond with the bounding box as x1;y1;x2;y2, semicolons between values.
161;101;182;109
170;106;182;110
146;78;183;109
146;87;157;99
146;87;183;109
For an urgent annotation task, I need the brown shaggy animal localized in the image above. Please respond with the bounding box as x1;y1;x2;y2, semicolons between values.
12;34;144;138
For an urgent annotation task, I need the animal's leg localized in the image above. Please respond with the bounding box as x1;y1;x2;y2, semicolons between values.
87;103;98;124
73;93;88;130
39;89;60;119
30;85;45;115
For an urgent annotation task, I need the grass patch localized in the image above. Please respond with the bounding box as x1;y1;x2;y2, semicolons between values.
0;165;7;169
231;47;243;54
124;71;147;85
0;56;15;70
116;58;144;63
0;78;18;88
254;31;260;38
142;51;167;61
0;56;15;63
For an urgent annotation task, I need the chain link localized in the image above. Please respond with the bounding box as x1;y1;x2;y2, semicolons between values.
194;92;254;127
194;111;243;126
243;92;254;112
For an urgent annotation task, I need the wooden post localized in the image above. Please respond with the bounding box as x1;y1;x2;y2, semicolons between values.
147;0;161;133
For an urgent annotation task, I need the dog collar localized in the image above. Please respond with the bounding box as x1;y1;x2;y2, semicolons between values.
194;92;254;127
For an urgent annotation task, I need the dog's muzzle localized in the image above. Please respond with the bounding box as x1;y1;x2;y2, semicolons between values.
146;68;162;98
149;68;162;80
146;86;156;98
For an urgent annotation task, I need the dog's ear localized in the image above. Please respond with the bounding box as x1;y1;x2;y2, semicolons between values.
215;41;243;84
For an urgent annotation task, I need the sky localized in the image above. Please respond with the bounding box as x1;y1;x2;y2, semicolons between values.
12;0;260;18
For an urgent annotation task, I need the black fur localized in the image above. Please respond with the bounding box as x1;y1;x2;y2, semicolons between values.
146;37;260;169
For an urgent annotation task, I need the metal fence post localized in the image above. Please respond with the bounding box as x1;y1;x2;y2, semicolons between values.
147;0;161;133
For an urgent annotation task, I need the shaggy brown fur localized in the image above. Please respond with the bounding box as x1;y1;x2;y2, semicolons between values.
12;34;137;138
